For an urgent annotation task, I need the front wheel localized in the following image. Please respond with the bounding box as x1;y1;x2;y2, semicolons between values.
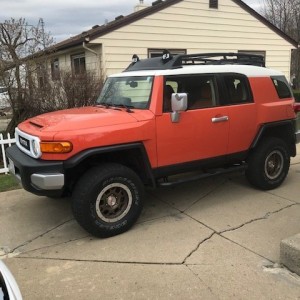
72;163;144;238
245;137;290;190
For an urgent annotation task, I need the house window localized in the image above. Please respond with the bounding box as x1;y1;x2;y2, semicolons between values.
51;58;60;80
148;49;186;58
209;0;218;9
71;53;86;74
37;63;47;88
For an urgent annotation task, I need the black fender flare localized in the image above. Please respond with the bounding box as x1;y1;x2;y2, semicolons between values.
63;142;156;187
250;120;297;156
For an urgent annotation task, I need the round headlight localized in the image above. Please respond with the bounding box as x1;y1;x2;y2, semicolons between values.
32;140;40;157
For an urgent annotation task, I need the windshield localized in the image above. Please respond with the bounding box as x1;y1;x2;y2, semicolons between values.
97;76;153;109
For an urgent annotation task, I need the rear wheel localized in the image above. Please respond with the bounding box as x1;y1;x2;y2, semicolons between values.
72;163;144;238
246;137;290;190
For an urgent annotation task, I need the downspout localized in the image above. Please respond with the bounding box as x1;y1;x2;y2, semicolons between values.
82;40;103;80
82;41;98;56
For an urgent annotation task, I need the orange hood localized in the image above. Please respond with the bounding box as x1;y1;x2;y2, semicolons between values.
22;106;144;132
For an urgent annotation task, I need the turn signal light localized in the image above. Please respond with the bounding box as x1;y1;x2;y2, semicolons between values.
40;142;73;153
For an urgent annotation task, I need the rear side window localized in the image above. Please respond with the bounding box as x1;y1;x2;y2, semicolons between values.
272;76;292;99
222;74;252;105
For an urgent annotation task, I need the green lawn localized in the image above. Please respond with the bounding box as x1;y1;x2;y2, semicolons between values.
0;174;21;192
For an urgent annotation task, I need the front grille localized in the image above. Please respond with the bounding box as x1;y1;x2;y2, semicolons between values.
18;135;30;151
15;128;41;158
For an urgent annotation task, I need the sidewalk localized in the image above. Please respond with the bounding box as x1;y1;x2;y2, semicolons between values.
1;145;300;299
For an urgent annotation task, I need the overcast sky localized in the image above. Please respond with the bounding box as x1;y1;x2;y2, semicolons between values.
0;0;264;43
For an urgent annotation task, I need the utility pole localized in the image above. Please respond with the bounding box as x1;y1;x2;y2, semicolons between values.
39;18;46;49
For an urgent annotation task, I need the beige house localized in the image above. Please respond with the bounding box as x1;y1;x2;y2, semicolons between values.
48;0;298;81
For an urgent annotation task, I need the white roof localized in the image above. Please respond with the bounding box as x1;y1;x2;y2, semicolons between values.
111;64;284;78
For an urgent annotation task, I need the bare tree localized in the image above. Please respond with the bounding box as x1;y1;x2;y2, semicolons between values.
0;18;104;134
263;0;300;89
0;18;54;132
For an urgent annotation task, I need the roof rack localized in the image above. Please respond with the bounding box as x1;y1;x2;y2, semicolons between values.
125;51;265;72
178;52;265;67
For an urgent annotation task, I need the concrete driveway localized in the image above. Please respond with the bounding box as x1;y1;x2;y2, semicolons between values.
1;146;300;299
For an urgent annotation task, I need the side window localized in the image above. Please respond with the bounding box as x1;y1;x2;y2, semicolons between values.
165;81;178;93
188;78;215;110
163;82;177;112
164;75;217;112
223;75;252;105
272;76;292;99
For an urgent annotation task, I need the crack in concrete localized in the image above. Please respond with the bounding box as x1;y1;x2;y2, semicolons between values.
14;232;274;269
146;178;227;214
180;202;299;266
182;232;215;264
3;178;298;268
219;203;299;234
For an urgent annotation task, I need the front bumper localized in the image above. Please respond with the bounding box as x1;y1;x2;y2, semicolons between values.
6;145;65;197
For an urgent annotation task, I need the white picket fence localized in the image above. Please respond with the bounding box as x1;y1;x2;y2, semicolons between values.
0;133;16;174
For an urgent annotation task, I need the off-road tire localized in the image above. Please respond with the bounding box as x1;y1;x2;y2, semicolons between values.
72;163;144;238
246;137;290;190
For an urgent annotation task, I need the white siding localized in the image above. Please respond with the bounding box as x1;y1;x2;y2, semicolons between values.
92;0;294;79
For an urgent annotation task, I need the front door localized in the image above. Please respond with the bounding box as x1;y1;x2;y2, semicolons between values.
156;74;229;167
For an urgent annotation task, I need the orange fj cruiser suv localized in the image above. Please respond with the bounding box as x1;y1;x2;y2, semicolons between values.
6;52;300;237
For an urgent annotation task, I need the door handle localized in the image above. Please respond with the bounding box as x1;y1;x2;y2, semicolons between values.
211;116;229;123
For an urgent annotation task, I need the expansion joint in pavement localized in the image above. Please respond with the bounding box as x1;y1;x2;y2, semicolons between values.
181;180;227;213
6;218;75;257
14;256;182;266
184;264;220;299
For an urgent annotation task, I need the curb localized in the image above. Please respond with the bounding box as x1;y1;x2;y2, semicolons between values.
280;233;300;275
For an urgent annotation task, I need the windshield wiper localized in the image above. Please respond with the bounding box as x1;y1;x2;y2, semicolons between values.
113;104;134;113
96;102;117;109
95;103;109;108
96;102;134;113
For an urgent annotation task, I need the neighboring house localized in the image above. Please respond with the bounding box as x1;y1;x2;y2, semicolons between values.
46;0;298;81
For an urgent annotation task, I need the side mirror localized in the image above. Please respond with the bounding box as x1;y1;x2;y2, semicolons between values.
0;261;22;300
171;93;188;111
171;93;188;123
